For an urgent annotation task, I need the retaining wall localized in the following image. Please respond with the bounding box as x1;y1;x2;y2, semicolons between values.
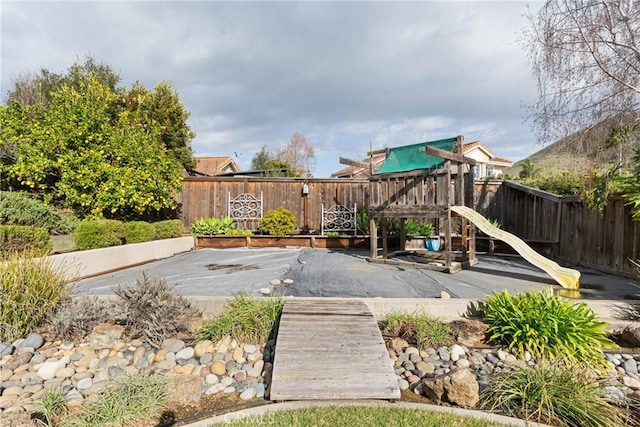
49;236;194;280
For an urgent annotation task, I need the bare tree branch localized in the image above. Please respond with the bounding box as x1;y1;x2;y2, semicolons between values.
523;0;640;144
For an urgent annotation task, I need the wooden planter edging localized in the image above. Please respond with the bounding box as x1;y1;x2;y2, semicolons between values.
195;235;370;250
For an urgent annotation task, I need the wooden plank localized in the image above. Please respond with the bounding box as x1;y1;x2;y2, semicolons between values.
425;146;476;165
271;300;400;401
339;157;368;168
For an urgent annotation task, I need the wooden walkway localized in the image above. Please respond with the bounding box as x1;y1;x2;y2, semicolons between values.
270;299;401;401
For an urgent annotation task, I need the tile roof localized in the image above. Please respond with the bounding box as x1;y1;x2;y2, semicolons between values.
193;157;239;176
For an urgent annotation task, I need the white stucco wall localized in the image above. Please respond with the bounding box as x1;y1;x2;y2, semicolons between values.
48;236;194;280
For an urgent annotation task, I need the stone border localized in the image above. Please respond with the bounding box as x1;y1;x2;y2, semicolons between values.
180;400;550;427
48;236;194;280
184;296;639;330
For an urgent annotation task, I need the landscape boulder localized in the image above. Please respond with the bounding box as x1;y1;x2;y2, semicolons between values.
89;323;125;349
448;319;488;346
622;326;640;348
421;368;479;408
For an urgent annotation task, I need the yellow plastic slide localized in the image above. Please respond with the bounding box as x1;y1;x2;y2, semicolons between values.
451;205;580;290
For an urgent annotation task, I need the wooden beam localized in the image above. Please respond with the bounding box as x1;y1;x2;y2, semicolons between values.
339;157;368;168
367;148;389;156
426;146;477;165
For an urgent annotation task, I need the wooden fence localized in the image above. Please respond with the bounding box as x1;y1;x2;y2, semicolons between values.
179;177;640;277
179;177;369;232
478;180;640;277
181;177;493;232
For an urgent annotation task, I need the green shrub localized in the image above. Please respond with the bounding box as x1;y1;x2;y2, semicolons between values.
113;273;199;347
195;294;284;344
74;219;125;250
481;363;634;427
58;374;167;427
191;216;237;236
259;207;296;236
154;219;184;239
124;221;156;244
356;206;370;234
227;229;253;236
404;219;435;237
0;225;52;256
39;387;68;427
0;250;71;342
47;274;196;344
0;191;78;234
379;310;452;348
481;288;614;371
519;172;582;196
47;296;123;341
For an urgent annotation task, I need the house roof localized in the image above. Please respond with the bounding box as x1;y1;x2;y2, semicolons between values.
331;154;386;178
460;141;512;164
192;156;240;176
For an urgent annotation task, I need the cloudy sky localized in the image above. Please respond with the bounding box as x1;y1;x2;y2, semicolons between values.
1;1;543;177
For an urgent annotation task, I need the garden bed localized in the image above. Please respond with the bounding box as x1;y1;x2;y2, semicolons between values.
194;235;372;250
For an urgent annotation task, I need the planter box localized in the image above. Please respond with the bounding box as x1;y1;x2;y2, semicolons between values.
195;235;370;250
405;237;427;250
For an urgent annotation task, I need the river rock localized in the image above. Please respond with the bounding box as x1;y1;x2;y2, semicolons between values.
3;352;33;371
239;387;256;400
205;384;225;395
76;377;93;390
0;342;14;357
210;361;226;376
252;382;266;398
176;347;195;361
161;339;185;353
623;376;640;389
194;340;213;357
36;359;67;381
16;334;44;350
449;345;465;362
55;367;76;379
624;359;638;375
205;374;219;385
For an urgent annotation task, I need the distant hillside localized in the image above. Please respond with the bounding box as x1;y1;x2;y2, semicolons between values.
506;119;639;178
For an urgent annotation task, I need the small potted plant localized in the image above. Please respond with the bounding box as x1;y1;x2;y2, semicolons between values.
426;234;441;251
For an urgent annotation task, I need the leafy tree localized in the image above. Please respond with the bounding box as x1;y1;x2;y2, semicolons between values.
522;0;640;145
250;145;297;177
0;75;182;219
121;81;196;170
519;159;536;179
251;145;274;171
6;56;121;108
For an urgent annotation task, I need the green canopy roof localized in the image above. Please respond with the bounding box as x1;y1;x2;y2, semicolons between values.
375;137;458;175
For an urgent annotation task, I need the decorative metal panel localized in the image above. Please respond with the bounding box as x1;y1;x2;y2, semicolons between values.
228;192;263;230
321;204;357;235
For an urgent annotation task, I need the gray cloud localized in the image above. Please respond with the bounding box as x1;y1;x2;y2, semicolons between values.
1;1;542;175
